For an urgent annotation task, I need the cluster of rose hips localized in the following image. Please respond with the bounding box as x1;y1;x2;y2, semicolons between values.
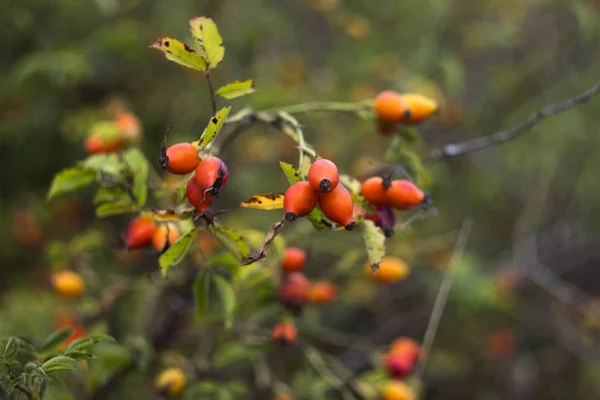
360;175;430;237
284;159;356;230
374;90;438;134
123;216;181;254
159;137;230;215
84;111;143;154
382;337;421;400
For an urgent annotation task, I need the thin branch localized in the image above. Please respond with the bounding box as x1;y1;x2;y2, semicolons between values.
205;72;217;115
260;101;371;116
428;80;600;161
414;218;473;382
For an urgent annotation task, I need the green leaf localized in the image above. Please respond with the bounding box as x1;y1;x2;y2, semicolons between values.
279;161;302;184
47;168;96;200
96;202;139;218
199;106;231;149
63;338;93;354
123;148;149;206
212;342;269;368
194;268;212;317
183;381;220;400
360;219;386;271
189;17;225;69
70;230;106;252
215;80;256;99
214;276;236;330
214;226;250;259
41;356;76;372
38;328;74;354
65;350;95;361
307;209;327;231
401;147;431;190
3;337;19;359
160;227;200;276
81;154;122;175
88;121;120;141
150;37;207;71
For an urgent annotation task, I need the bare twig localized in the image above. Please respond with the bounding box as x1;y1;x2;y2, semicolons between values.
205;72;217;115
428;80;600;161
414;218;473;382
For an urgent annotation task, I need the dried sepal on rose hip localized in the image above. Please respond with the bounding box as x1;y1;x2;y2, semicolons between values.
158;129;200;174
308;159;339;193
283;181;319;222
195;156;229;199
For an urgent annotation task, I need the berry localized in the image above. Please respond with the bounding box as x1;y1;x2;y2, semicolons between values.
374;90;409;123
382;380;415;400
308;281;337;305
159;142;200;175
152;223;180;253
283;181;319;222
195;156;229;199
51;270;85;298
278;272;311;309
84;132;122;154
387;180;426;210
272;322;297;346
318;184;355;230
154;368;186;397
281;247;307;272
400;93;438;124
308;159;339;192
186;177;214;212
385;355;415;379
126;216;157;249
360;176;390;206
115;111;142;144
389;337;421;360
364;256;410;284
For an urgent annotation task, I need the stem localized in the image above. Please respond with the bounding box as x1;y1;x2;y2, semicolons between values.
261;101;371;116
205;72;217;115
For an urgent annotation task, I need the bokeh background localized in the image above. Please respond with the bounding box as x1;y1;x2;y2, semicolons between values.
2;0;600;399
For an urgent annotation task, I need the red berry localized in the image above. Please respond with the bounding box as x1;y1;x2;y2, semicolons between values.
126;216;157;249
387;180;425;210
272;322;297;345
281;247;307;272
308;159;339;193
308;281;337;305
84;132;122;154
159;143;200;174
278;272;311;309
360;176;390;206
318;184;355;230
283;181;319;222
186;177;213;212
195;156;229;199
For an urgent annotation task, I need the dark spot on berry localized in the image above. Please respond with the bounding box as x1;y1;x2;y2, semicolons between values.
319;179;332;192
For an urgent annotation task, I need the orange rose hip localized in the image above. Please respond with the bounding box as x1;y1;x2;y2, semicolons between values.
283;181;319;222
308;159;339;192
318;184;355;230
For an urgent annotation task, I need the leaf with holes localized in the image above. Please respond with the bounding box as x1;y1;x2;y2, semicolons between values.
279;161;302;184
215;80;256;99
48;168;96;200
159;227;200;276
150;37;207;71
189;17;224;69
199;106;231;149
360;219;386;272
240;193;284;210
214;276;236;330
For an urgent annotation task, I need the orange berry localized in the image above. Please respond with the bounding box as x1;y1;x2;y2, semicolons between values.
272;322;297;345
400;93;438;124
374;90;409;123
155;368;186;397
382;380;415;400
318;184;355;230
390;337;421;360
159;142;200;175
152;223;180;252
364;256;410;284
51;270;85;298
126;216;157;249
84;132;122;154
281;247;307;272
284;181;319;222
195;156;229;199
115;111;142;143
274;395;294;400
360;176;390;206
278;272;311;309
386;338;421;378
186;177;213;212
387;180;426;210
308;281;337;305
308;159;339;192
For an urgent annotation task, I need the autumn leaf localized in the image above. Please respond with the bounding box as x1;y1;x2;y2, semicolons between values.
215;80;256;99
150;37;207;71
199;106;231;149
240;193;284;210
189;17;224;69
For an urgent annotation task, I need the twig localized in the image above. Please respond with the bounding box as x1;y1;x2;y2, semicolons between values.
414;218;473;382
260;101;371;116
427;80;600;161
205;72;217;115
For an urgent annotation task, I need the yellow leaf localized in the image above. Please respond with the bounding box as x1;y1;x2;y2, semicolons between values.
240;193;284;210
150;38;207;71
215;80;256;99
189;17;224;69
199;106;231;149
